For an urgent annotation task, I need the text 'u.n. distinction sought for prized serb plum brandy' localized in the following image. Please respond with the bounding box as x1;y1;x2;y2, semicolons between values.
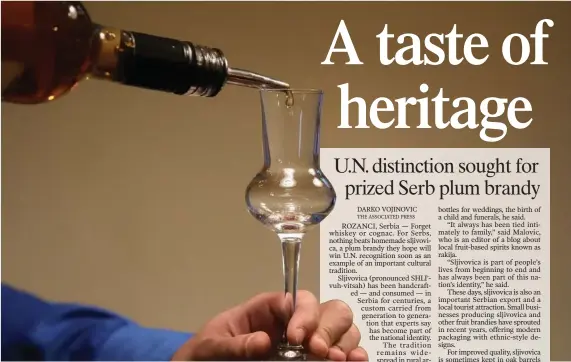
319;148;550;362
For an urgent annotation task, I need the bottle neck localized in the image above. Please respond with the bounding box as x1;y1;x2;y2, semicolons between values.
88;24;229;97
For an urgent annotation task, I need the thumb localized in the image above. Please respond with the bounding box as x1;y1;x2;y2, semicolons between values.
192;331;272;360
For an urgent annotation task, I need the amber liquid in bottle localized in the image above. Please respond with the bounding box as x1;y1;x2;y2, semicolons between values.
1;1;95;103
2;1;292;105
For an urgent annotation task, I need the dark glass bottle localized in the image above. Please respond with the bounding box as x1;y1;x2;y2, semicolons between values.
1;1;289;104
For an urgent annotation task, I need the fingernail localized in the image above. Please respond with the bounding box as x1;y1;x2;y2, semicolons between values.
312;337;329;357
294;328;305;344
245;334;255;347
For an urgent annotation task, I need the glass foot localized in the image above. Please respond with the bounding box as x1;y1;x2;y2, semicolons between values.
272;344;307;361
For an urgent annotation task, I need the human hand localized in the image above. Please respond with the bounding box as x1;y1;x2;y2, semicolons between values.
171;290;368;361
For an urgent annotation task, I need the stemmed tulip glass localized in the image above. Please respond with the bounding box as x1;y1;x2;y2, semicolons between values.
245;89;336;361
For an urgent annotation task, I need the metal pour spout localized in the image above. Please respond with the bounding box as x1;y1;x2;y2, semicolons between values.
227;68;290;90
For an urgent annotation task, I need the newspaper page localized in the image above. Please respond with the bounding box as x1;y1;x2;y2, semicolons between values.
320;148;550;362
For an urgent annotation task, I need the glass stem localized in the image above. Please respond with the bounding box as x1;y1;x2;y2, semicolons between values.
279;235;302;346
